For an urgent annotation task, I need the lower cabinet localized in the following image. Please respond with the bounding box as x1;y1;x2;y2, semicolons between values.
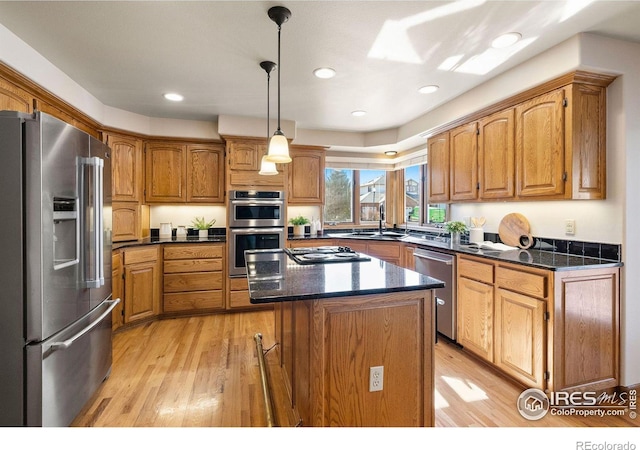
333;239;401;265
227;276;272;311
457;254;620;393
111;251;124;331
163;244;225;314
122;246;160;324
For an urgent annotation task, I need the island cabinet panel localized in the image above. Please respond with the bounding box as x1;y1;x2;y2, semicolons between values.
278;291;435;427
552;267;619;393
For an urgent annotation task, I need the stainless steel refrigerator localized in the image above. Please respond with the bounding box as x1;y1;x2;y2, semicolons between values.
0;111;119;426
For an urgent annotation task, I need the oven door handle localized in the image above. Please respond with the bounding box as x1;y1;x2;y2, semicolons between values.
230;199;284;206
231;227;287;234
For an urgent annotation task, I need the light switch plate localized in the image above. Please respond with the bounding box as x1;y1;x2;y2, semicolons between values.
565;219;576;235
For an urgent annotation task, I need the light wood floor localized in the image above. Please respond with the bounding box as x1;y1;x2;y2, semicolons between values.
72;310;637;428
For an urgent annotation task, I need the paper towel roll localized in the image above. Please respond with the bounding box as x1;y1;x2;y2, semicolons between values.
469;227;484;243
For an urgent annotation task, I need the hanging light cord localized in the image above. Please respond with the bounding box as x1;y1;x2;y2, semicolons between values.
276;22;282;133
266;69;271;138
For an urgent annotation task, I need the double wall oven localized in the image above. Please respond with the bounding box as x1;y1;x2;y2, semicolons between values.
228;190;286;277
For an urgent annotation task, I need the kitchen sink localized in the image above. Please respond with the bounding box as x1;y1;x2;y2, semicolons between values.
328;231;407;240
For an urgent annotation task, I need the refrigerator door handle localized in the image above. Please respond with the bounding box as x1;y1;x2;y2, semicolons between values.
49;298;120;352
82;156;104;288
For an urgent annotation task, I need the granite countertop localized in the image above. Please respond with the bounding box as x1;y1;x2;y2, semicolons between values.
292;233;623;271
112;235;225;250
245;249;445;304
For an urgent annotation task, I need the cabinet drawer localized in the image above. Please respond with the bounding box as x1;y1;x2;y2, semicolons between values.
123;246;158;265
163;291;224;312
367;242;401;259
458;256;494;284
496;266;548;299
229;276;249;291
164;244;223;260
164;272;223;292
164;259;222;274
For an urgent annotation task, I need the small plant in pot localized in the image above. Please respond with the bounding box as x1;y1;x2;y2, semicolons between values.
444;220;467;245
289;215;310;237
191;217;216;238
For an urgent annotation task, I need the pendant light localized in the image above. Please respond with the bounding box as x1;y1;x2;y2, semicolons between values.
265;6;292;164
259;61;278;176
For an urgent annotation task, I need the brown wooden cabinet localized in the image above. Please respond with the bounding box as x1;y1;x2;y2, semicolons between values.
457;255;495;362
515;88;566;199
225;137;286;190
276;290;435;426
478;108;515;199
402;244;416;270
111;251;124;331
104;133;144;203
112;202;150;242
457;253;620;393
163;244;225;313
145;141;224;204
427;72;613;203
288;146;325;204
0;76;33;113
449;122;478;201
226;276;272;311
122;246;160;324
333;239;401;265
427;131;450;203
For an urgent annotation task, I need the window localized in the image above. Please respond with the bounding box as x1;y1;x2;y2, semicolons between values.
324;169;353;223
404;164;447;226
324;168;386;225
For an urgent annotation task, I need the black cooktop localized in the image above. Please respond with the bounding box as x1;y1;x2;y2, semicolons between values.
284;246;371;264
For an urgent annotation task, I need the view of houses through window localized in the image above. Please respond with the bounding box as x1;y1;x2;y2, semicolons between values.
324;165;446;226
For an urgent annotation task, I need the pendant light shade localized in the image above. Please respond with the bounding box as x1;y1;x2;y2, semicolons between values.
259;155;278;175
265;6;292;164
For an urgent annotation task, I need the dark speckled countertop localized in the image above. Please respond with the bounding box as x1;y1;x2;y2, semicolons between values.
112;235;225;250
245;249;445;304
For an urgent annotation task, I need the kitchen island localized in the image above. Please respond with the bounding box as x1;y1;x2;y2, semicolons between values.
245;247;444;427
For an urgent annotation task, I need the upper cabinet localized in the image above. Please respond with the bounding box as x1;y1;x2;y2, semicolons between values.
288;146;325;204
104;133;144;203
450;122;479;202
515;89;566;199
186;144;225;203
478;108;515;200
225;137;286;190
427;132;450;203
145;141;224;204
0;76;33;113
427;72;614;203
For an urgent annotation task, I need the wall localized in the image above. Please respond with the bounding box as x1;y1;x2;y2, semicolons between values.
149;205;227;229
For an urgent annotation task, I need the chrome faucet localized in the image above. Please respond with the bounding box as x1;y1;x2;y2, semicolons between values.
379;203;385;234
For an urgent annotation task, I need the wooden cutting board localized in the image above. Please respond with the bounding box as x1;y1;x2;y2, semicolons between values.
498;213;531;248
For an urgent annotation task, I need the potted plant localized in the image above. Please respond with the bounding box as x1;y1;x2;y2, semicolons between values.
289;215;310;237
191;216;216;238
444;220;467;245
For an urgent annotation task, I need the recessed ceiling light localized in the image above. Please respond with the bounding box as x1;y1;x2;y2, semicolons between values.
163;93;184;102
313;67;336;79
491;32;522;49
418;85;439;94
351;110;366;117
384;150;397;156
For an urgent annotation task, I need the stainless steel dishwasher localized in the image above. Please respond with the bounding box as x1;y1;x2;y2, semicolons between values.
414;248;456;342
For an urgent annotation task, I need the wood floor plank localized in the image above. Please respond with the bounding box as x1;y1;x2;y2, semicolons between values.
71;311;638;428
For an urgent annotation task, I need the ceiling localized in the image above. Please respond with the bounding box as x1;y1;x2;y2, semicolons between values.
1;0;640;152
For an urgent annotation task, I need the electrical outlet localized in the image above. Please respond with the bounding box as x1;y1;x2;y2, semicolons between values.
565;219;576;235
369;366;384;392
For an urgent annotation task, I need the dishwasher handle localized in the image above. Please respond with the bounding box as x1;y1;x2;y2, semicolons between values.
414;251;454;265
